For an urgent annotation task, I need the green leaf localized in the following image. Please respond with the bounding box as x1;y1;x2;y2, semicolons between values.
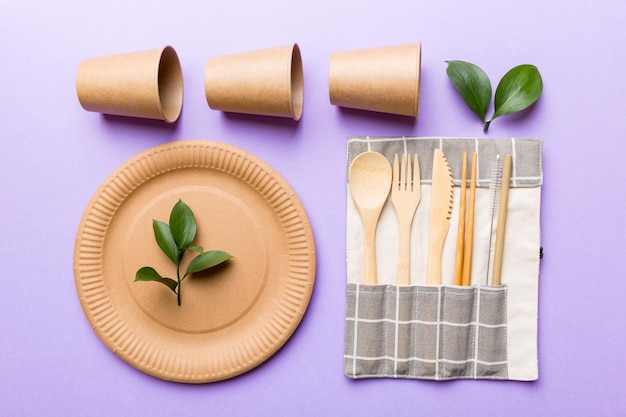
446;60;492;122
184;250;232;276
169;200;196;250
134;267;178;293
153;220;179;265
188;245;204;253
489;64;543;125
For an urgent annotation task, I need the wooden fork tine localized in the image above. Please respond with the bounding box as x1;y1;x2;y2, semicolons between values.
393;153;400;190
412;153;420;193
401;153;408;189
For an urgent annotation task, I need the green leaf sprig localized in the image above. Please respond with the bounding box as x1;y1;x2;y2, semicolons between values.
134;199;232;306
446;60;543;133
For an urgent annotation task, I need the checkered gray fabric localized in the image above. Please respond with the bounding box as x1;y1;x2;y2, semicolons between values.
347;137;542;187
344;284;508;380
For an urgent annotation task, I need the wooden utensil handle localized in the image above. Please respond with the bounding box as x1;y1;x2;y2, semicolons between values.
363;212;379;285
462;153;477;286
453;152;467;285
397;218;412;285
492;155;512;286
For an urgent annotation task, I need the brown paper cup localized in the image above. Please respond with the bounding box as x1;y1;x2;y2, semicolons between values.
76;46;183;123
204;44;304;121
329;43;421;117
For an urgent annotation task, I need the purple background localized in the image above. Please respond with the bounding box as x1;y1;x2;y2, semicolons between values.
1;1;624;415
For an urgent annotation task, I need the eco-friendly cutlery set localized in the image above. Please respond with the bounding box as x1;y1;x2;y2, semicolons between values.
350;148;512;287
345;137;542;381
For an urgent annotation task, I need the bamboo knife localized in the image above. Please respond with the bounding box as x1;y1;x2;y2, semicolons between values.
426;149;454;285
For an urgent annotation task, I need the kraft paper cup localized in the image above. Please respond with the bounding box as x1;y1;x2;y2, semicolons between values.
329;42;421;117
204;44;304;121
76;46;183;123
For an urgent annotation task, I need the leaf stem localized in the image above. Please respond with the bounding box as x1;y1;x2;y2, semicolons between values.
483;120;491;133
176;261;181;306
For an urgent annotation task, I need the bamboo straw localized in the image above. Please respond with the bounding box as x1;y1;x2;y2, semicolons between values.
491;154;512;286
461;153;477;286
453;152;467;285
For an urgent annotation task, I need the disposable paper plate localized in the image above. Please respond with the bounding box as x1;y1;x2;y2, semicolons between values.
73;140;316;383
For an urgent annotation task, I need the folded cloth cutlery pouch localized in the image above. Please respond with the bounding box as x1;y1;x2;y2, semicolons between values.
345;137;542;381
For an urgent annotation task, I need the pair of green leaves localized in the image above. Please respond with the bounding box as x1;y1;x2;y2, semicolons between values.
135;200;232;306
446;61;543;132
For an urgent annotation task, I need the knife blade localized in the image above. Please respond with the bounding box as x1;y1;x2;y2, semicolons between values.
426;149;454;285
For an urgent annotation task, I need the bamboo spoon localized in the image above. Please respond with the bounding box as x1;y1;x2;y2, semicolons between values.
453;152;467;286
491;154;512;286
461;152;477;286
349;152;392;285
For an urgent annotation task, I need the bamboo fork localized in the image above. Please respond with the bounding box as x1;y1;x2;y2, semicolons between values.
390;153;421;285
